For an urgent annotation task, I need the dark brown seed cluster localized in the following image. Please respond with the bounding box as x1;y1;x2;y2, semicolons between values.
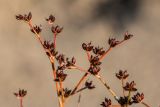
51;25;63;34
123;81;137;91
89;55;101;66
16;12;32;22
63;88;72;98
101;98;112;107
108;38;120;47
93;46;105;56
88;55;101;75
85;80;95;89
118;96;132;106
30;25;42;34
116;70;129;80
56;54;66;65
88;65;101;75
56;54;76;68
82;42;94;51
43;40;58;56
66;57;76;68
132;92;144;103
124;32;133;40
14;89;27;98
55;70;67;82
46;14;55;24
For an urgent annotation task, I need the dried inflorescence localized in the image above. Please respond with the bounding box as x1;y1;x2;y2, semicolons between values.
30;25;42;34
14;89;27;99
15;12;150;107
108;38;120;47
66;57;76;68
118;96;132;106
93;46;105;56
85;80;95;89
116;70;129;80
132;92;144;103
46;14;55;24
123;81;137;92
101;98;112;107
51;25;63;34
55;70;67;82
124;32;133;40
43;40;58;56
63;88;72;98
16;12;32;22
82;42;94;51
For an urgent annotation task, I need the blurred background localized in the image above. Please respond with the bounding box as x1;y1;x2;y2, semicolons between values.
0;0;160;107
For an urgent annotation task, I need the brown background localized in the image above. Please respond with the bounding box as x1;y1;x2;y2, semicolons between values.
0;0;160;107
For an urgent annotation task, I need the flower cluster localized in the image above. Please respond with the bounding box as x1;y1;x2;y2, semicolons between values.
30;25;42;34
16;12;32;22
101;98;112;107
132;92;144;103
85;80;95;89
123;81;137;92
82;42;94;51
14;89;27;99
51;25;63;34
46;14;55;24
93;46;105;56
43;40;58;56
108;38;120;47
124;32;133;40
63;88;72;98
15;12;149;107
116;70;129;80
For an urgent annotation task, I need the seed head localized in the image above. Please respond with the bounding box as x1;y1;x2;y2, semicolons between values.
16;12;32;22
93;46;105;56
101;98;112;107
51;25;63;34
14;89;27;99
108;38;119;47
46;14;55;24
123;81;137;92
85;80;95;89
82;42;94;51
124;32;133;40
116;70;129;80
30;25;42;34
132;92;144;103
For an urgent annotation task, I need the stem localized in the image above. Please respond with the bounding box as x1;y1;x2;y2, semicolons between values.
86;51;90;61
28;21;63;107
28;21;44;46
122;79;125;97
20;98;23;107
71;73;88;95
95;75;119;101
77;93;81;107
73;65;119;101
51;62;63;107
141;101;150;107
59;79;65;104
99;47;112;61
126;91;131;107
54;33;57;48
99;39;125;61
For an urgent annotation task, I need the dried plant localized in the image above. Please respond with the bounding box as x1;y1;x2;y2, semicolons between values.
14;12;151;107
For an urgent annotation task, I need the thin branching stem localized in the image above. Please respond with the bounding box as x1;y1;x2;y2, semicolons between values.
20;98;23;107
72;65;119;101
122;79;125;97
28;21;63;107
141;101;150;107
95;75;119;101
